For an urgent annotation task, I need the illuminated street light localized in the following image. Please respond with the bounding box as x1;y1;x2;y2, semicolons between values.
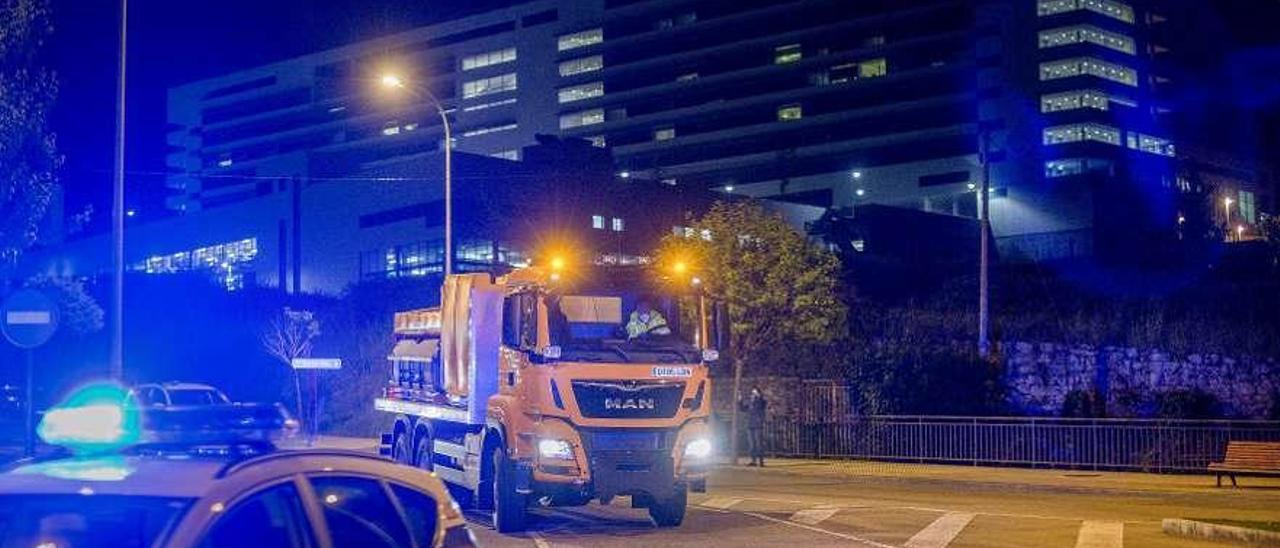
851;170;863;179
723;185;735;193
855;188;866;197
380;74;404;89
967;182;977;191
377;72;454;276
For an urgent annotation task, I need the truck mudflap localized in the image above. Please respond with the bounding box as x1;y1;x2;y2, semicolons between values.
589;451;676;501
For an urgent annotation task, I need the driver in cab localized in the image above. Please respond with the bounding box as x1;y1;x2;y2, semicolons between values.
626;297;671;340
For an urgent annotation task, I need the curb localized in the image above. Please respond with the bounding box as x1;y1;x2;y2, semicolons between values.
1163;518;1280;546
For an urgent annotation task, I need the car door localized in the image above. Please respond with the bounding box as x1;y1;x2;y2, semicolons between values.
195;480;318;548
305;475;413;548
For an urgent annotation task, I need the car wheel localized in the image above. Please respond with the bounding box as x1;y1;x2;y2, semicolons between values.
491;447;527;533
647;484;687;527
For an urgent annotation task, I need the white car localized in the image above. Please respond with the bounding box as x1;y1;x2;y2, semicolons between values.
129;382;231;407
0;448;476;547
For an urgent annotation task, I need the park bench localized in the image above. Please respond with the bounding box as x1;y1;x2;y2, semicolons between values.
1208;441;1280;487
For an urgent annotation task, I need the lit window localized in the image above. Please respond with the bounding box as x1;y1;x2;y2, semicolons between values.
1125;132;1175;157
461;123;518;138
381;125;401;136
774;44;802;65
1038;0;1135;23
557;81;604;103
1040;90;1113;112
1038;25;1135;54
462;97;518;112
558;28;603;51
1045;157;1114;178
1239;190;1257;223
654;127;675;141
592;215;605;230
462;73;517;99
777;104;803;121
859;58;887;78
611;217;624;232
1043;123;1122;146
217;157;233;168
661;178;677;186
1040;57;1137;86
132;238;259;291
490;149;520;161
558;55;603;77
586;135;607;148
676;72;699;82
461;47;517;71
559;108;605;129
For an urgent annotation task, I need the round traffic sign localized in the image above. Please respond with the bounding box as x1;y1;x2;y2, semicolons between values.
2;289;60;349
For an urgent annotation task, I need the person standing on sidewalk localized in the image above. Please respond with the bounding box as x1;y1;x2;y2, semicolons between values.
740;386;768;466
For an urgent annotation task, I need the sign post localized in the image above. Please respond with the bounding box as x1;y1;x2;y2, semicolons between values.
291;358;342;445
2;290;61;457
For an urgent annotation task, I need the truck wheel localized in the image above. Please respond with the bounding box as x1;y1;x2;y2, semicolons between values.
412;429;434;471
391;430;413;466
647;484;687;527
491;448;527;533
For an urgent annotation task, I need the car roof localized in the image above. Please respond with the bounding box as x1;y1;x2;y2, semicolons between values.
0;450;434;500
0;455;225;498
133;382;220;392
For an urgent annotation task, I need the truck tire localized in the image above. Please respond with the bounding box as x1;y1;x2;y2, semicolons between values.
412;429;434;471
491;448;527;533
391;429;413;466
647;484;688;527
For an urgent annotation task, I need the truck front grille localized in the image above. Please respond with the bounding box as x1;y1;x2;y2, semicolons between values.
571;380;685;419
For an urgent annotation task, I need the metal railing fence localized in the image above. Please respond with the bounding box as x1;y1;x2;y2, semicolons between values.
756;414;1280;472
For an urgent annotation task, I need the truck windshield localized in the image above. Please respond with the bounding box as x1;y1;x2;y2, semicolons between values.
547;293;698;364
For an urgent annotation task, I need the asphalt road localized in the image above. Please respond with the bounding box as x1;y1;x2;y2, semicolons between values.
467;461;1280;548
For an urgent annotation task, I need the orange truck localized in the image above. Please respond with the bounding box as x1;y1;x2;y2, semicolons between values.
376;261;725;532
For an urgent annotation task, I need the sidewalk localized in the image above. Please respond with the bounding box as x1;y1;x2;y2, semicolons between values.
721;457;1280;497
278;434;379;453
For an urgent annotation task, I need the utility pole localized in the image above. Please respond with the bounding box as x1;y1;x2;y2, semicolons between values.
978;130;991;359
109;0;128;379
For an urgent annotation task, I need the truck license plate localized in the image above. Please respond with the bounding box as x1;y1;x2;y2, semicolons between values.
652;366;692;378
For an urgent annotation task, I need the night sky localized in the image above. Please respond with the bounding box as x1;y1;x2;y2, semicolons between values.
43;0;1280;233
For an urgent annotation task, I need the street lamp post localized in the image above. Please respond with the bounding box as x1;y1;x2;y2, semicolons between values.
1223;197;1234;242
110;0;129;379
380;74;453;277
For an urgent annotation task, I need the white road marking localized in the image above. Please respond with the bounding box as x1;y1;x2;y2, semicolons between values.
530;531;552;548
904;512;976;548
700;497;743;509
1076;521;1124;548
741;511;897;548
789;505;840;525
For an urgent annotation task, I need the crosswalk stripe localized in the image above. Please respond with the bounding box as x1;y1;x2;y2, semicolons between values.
1075;521;1124;548
904;512;976;548
701;497;743;510
790;506;840;525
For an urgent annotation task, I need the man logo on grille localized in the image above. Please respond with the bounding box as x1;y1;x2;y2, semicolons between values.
605;397;657;410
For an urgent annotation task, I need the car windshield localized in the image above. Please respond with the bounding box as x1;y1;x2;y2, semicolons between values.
0;495;192;548
547;292;699;363
167;389;226;406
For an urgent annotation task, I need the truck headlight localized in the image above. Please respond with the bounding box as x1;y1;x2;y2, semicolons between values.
538;438;574;460
683;438;712;459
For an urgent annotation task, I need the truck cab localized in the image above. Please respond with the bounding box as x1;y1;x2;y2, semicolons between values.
377;263;724;532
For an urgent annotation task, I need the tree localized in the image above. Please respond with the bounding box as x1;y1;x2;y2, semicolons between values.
262;307;321;420
24;275;103;336
0;0;61;267
657;201;846;461
1261;213;1280;268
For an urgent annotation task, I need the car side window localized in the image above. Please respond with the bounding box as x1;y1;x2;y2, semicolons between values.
310;476;411;548
132;389;152;406
389;484;440;548
200;481;314;548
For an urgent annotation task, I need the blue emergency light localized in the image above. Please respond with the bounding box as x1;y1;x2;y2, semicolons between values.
37;383;141;454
